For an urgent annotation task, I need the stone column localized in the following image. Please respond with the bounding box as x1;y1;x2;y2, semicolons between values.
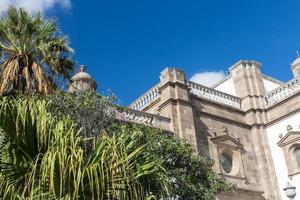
157;68;198;151
230;60;281;200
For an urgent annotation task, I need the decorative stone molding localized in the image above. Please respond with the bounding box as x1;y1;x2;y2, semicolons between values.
123;110;154;125
187;81;242;109
118;109;172;132
287;125;293;132
265;78;300;106
222;126;229;134
130;85;160;111
210;132;248;183
278;131;300;178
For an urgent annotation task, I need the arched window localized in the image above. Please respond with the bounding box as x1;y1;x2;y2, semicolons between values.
219;152;233;174
294;148;300;169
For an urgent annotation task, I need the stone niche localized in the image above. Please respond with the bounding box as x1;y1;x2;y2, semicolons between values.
210;127;248;183
278;129;300;178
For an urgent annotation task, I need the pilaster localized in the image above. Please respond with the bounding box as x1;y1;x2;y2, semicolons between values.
230;60;281;200
158;68;198;151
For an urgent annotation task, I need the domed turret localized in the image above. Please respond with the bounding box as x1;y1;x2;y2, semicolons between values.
68;65;97;92
291;55;300;78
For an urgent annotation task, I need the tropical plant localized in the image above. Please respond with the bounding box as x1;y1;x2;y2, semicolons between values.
0;7;74;96
0;96;169;200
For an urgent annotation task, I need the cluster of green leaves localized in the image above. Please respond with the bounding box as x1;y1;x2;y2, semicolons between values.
48;91;115;138
108;124;234;200
48;91;116;158
0;95;169;200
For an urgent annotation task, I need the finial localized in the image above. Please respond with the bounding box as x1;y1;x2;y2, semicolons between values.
209;129;217;137
79;65;86;72
297;50;299;58
287;125;293;132
222;126;228;135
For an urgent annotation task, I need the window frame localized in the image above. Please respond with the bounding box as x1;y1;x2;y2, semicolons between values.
294;147;300;169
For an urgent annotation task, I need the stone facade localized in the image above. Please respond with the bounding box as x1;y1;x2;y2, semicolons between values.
129;58;300;199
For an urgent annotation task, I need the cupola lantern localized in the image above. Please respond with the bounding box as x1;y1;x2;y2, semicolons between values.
291;54;300;78
68;65;97;92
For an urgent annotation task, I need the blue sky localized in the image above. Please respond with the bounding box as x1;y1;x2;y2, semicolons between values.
2;0;300;105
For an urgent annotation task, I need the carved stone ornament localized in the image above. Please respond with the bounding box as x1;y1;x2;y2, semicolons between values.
278;131;300;147
278;131;300;177
210;132;248;183
209;128;217;137
287;125;293;132
222;126;229;135
211;133;245;151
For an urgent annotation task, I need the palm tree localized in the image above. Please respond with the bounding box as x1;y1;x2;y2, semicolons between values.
0;7;74;96
0;96;169;200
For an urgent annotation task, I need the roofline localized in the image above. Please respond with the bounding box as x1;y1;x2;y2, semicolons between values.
212;74;232;88
229;60;262;71
212;72;284;89
262;74;284;85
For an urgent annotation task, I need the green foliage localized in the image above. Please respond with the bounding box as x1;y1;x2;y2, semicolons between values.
0;96;169;200
0;7;74;95
49;91;115;138
48;91;116;158
108;123;234;200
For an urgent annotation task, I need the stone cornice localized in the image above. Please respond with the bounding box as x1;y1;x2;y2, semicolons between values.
157;98;193;112
244;108;267;114
199;111;251;129
241;94;265;100
191;95;245;114
229;60;262;71
159;80;189;91
250;123;267;128
266;106;300;126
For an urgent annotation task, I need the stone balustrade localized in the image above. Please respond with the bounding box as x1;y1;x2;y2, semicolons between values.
123;110;155;125
187;81;242;109
130;85;160;110
265;78;300;106
119;109;172;131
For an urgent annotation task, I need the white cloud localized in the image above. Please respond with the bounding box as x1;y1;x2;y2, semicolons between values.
0;0;71;14
190;71;226;87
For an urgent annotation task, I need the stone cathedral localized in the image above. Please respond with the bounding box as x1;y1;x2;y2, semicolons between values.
70;58;300;200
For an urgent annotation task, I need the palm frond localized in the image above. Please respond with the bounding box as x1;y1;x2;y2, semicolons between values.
0;7;75;96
